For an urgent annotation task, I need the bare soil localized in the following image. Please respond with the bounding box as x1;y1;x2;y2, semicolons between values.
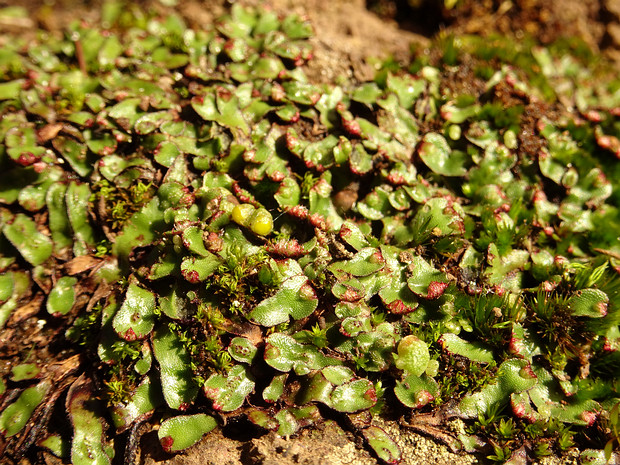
1;0;619;464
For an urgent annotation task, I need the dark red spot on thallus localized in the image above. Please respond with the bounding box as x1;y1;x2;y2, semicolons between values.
206;232;223;253
364;387;377;403
124;328;137;341
270;170;285;182
339;225;352;238
16;152;40;166
180;188;195;208
387;172;406;185
160;436;174;453
216;87;232;101
426;281;448;299
341;286;363;302
33;161;47;173
234;344;249;356
519;364;537;380
298;282;316;300
203;387;220;404
182;269;200;284
581;410;597;426
370;250;383;264
266;238;303;258
603;339;615;351
309;213;327;229
417;390;433;408
342;118;361;137
294;53;305;67
286;131;298;149
288;205;308;220
511;398;535;423
509;336;523;355
387;300;414;314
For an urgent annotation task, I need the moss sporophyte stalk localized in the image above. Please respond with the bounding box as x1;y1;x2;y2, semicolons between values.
0;2;619;464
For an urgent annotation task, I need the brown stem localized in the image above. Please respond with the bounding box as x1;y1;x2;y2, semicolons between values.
75;39;87;75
